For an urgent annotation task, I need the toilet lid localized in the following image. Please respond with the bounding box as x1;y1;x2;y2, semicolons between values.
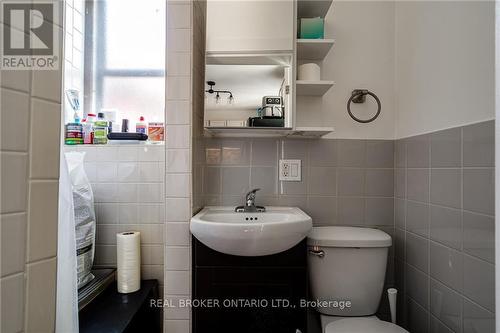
326;317;408;333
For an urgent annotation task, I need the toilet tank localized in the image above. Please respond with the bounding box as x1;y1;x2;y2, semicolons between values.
307;227;392;317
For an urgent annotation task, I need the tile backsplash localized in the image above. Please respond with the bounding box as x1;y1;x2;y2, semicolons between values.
63;144;165;287
199;138;395;229
394;120;495;333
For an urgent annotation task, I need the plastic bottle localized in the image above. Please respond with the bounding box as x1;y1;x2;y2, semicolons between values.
93;113;108;144
87;113;97;124
86;113;96;144
122;119;129;133
73;109;81;123
81;119;93;144
136;116;147;134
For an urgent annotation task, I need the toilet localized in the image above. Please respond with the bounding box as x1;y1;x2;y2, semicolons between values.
307;226;408;333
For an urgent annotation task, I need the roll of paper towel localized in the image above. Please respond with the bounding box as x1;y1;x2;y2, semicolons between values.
116;231;141;293
298;63;321;81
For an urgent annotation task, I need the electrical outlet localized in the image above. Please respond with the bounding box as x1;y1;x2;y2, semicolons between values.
279;159;301;181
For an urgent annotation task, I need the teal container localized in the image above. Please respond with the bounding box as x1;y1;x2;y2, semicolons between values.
299;17;324;39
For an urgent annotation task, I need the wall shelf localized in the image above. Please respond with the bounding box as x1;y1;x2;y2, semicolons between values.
297;0;333;19
205;52;293;66
205;127;292;137
289;127;334;137
204;126;334;138
296;39;335;60
296;80;335;96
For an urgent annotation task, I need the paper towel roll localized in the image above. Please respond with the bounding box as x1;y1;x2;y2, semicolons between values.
298;63;321;81
116;231;141;293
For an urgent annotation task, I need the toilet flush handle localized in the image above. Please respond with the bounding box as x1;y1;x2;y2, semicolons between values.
308;246;325;258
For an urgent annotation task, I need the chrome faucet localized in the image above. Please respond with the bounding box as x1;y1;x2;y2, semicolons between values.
235;189;266;213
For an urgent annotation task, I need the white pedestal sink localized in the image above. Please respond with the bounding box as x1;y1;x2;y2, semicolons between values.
190;206;313;256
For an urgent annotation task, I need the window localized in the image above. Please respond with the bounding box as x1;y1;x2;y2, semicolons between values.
84;0;165;125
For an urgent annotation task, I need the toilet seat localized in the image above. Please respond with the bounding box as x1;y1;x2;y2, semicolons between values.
325;317;408;333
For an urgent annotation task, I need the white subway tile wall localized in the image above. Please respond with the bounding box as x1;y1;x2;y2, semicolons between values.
164;0;206;331
63;0;85;122
64;144;166;289
0;1;69;330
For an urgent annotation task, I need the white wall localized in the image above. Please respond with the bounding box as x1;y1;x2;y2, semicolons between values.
395;1;495;139
295;0;496;140
297;1;396;139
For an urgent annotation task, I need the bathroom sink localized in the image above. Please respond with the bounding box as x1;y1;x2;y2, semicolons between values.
190;206;312;256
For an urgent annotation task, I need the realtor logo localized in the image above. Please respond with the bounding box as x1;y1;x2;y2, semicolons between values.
1;1;59;69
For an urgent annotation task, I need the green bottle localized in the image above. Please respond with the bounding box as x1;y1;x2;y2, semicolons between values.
93;113;108;144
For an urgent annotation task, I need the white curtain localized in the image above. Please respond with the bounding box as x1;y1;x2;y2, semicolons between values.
56;151;79;333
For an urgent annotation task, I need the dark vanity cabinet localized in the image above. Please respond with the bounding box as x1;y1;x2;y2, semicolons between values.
193;237;308;333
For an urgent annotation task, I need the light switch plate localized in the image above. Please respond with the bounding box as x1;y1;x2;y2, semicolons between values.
279;159;301;181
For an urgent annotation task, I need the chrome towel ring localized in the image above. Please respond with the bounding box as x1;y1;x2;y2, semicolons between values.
347;89;381;123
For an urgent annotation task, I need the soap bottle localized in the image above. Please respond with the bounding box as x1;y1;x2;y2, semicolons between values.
136;116;147;134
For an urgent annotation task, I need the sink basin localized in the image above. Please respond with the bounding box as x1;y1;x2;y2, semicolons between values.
190;206;312;256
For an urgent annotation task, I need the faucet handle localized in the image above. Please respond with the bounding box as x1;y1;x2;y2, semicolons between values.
246;188;260;199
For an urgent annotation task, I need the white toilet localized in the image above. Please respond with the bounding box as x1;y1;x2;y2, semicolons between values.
307;226;408;333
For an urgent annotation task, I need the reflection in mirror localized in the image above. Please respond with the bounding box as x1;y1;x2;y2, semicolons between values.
204;64;289;128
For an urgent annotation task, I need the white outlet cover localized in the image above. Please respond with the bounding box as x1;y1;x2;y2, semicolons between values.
279;159;301;181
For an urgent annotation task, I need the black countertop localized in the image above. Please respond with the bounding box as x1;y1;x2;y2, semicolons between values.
79;280;161;333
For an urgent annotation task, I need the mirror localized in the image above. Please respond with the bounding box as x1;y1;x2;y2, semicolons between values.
204;63;292;128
